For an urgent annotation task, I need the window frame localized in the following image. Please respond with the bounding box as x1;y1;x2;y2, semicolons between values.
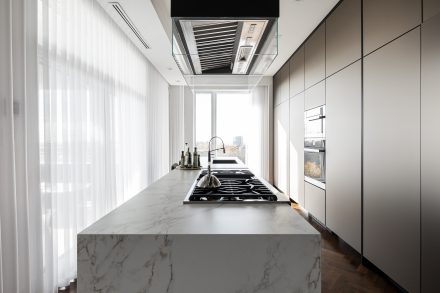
194;89;251;157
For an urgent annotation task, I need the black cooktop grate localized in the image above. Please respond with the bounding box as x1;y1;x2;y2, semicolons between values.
189;171;278;202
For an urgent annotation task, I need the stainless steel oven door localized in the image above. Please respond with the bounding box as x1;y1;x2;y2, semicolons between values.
305;105;326;139
304;148;326;189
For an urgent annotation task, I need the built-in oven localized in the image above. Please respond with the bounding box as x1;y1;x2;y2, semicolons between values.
304;105;326;189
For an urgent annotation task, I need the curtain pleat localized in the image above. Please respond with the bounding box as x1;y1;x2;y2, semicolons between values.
1;0;42;291
169;86;185;165
37;0;170;289
247;86;271;180
147;67;170;183
1;0;170;291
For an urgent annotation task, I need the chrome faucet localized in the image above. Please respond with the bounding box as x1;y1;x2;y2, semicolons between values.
207;136;226;165
196;136;226;188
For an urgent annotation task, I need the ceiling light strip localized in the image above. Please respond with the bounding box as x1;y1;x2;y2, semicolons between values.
110;2;150;50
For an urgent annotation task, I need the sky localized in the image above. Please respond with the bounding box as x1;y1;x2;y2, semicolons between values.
196;92;251;146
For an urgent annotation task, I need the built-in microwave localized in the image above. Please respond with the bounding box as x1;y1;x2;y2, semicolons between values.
304;105;326;189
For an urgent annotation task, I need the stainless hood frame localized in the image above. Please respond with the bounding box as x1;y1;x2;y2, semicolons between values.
172;18;278;76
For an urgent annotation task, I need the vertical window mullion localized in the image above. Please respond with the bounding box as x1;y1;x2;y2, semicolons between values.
211;91;217;156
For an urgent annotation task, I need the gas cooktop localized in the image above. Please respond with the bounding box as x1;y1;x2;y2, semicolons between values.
184;169;289;203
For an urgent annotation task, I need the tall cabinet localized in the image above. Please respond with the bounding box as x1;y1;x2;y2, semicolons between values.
289;46;305;205
423;0;440;22
325;0;362;253
325;0;361;77
274;63;290;106
326;61;362;252
303;43;325;223
421;13;440;293
363;28;421;293
274;100;289;194
289;93;304;205
274;62;290;194
362;0;421;55
289;46;304;97
305;24;325;89
272;0;429;290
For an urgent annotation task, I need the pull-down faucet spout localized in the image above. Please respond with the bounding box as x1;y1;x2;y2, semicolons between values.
196;136;225;188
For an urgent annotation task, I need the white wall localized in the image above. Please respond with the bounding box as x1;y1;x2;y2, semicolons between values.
169;85;195;163
169;86;185;165
147;66;170;182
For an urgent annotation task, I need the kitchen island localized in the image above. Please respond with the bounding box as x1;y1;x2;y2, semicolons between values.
77;166;321;292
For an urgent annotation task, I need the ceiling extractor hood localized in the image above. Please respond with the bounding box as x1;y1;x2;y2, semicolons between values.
171;0;279;83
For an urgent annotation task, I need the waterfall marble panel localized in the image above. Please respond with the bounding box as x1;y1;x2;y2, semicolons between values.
78;234;320;293
78;169;321;292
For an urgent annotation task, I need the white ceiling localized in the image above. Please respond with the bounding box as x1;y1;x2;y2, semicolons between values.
98;0;339;85
97;0;185;86
266;0;339;75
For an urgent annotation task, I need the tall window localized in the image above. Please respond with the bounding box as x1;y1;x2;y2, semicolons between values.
37;0;169;290
195;93;212;153
195;91;251;163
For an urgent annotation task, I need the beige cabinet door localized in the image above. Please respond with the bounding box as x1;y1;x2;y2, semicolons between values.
363;0;421;55
289;93;304;205
274;100;289;194
275;63;290;106
305;24;325;89
289;46;305;97
364;28;420;293
325;0;361;76
304;80;325;111
423;0;440;22
421;13;440;293
305;182;325;224
326;61;362;252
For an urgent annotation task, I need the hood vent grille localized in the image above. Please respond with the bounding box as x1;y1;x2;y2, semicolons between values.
172;18;278;77
193;22;239;72
171;0;278;78
110;2;150;50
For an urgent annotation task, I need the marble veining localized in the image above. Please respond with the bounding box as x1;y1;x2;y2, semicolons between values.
78;169;321;292
78;234;320;293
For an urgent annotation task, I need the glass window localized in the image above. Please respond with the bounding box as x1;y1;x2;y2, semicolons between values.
195;93;212;155
195;91;251;163
216;92;250;163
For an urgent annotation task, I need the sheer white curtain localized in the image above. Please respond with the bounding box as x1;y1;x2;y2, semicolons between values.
146;67;170;182
40;0;168;291
168;85;196;163
169;86;185;166
0;0;43;292
37;0;170;290
1;0;169;291
247;86;271;181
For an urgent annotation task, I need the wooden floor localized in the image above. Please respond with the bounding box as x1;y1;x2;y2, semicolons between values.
60;205;402;293
291;203;402;293
58;280;76;293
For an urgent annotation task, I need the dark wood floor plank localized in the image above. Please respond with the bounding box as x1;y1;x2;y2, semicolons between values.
291;203;402;293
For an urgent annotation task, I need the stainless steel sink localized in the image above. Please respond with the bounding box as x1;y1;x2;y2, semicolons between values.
212;159;237;164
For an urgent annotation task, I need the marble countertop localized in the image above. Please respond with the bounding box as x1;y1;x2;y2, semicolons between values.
80;167;319;236
200;156;247;169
